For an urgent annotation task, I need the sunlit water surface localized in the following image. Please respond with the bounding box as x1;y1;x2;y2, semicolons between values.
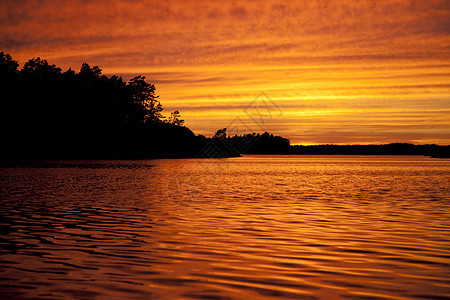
0;156;449;299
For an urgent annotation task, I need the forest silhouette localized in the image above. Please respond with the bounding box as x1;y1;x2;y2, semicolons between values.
0;52;198;158
0;52;291;159
0;51;448;159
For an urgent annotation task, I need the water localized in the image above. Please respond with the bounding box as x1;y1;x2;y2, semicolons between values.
0;155;449;300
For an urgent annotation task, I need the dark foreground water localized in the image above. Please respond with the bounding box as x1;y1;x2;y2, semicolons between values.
0;155;449;300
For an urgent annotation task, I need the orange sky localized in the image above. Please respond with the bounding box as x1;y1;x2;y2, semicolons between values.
1;0;450;144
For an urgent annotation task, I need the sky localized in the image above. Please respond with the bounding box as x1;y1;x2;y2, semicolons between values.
1;0;450;144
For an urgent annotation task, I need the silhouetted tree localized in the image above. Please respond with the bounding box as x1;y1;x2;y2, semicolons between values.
0;52;20;145
127;75;164;126
214;128;227;139
20;57;61;79
63;68;76;78
0;51;19;77
168;110;185;126
79;63;102;80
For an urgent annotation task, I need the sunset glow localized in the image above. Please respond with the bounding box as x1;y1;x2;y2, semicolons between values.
2;0;449;144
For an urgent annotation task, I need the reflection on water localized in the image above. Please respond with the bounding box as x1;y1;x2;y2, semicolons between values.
0;156;449;299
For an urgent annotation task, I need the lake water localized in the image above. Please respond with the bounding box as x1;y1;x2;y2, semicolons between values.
0;155;449;299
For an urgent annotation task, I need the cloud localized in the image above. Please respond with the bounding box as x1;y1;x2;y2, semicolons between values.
3;0;449;60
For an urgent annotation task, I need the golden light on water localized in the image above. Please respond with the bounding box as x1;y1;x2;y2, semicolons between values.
2;157;449;298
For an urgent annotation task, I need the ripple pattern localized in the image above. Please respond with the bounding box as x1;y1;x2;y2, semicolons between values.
0;156;449;299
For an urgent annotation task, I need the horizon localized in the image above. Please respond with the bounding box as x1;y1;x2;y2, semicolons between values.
2;0;449;145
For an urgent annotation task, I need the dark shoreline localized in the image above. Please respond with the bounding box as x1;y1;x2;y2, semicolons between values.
285;143;450;158
1;142;449;160
1;151;449;163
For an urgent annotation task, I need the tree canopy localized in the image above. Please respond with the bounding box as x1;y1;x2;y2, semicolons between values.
0;52;185;130
0;52;198;158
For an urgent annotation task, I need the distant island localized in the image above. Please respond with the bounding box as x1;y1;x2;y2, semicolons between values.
1;51;449;159
221;134;449;158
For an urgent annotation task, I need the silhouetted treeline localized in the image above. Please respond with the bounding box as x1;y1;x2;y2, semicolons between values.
209;128;449;157
195;129;290;157
226;132;291;154
0;51;207;158
289;143;450;157
212;129;449;157
1;52;448;159
0;52;292;159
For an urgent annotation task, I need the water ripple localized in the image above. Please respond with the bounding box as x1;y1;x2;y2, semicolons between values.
0;156;449;299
